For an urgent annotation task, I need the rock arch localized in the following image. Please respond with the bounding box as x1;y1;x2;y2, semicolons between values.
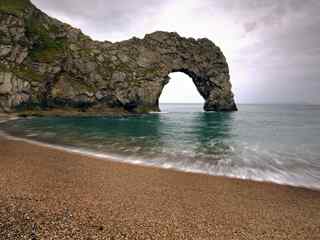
114;31;237;112
0;1;237;114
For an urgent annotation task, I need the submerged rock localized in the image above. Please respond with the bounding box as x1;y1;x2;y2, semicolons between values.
0;0;237;114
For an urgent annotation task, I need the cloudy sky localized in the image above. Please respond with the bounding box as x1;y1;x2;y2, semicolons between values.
32;0;320;104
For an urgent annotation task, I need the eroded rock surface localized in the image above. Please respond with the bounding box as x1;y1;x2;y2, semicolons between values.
0;0;237;114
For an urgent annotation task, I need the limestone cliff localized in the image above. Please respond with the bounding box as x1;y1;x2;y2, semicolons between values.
0;0;237;114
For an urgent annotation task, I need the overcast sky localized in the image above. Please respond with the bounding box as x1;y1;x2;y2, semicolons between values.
32;0;320;104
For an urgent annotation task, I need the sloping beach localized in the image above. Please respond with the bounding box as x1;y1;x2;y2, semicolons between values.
0;136;319;240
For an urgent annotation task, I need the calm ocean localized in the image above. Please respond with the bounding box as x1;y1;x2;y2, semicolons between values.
1;104;320;189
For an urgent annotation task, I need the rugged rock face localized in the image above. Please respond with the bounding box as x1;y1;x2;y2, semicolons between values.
0;0;237;114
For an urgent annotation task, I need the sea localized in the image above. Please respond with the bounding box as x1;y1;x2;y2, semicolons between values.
1;104;320;190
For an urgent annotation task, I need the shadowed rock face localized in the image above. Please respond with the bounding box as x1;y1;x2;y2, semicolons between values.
0;0;237;114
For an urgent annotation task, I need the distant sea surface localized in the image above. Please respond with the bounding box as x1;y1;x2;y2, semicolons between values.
1;104;320;189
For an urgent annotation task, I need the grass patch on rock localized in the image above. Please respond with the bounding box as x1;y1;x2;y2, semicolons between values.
26;16;66;63
0;0;31;16
14;67;43;82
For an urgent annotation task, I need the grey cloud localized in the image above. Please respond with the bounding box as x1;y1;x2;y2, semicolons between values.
244;22;257;33
31;0;169;39
220;0;320;103
240;0;320;33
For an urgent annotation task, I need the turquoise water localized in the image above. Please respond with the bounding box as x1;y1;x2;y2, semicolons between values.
1;104;320;189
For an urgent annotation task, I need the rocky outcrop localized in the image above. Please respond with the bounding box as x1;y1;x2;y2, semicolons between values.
0;0;237;114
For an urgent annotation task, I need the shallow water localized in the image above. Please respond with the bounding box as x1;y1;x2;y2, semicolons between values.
1;104;320;189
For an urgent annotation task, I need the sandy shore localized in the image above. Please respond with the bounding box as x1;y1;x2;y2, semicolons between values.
0;137;319;239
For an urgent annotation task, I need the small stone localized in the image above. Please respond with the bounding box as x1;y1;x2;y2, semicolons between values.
111;72;126;83
16;49;28;64
0;72;13;94
69;44;79;51
0;45;12;57
97;55;104;63
118;53;129;63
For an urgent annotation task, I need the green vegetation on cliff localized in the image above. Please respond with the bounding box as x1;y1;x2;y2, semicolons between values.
0;63;9;72
0;0;31;16
14;67;43;83
29;40;65;63
0;0;66;62
26;17;66;63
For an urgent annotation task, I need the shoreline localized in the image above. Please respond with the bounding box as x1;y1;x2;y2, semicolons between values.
0;135;320;239
1;129;319;192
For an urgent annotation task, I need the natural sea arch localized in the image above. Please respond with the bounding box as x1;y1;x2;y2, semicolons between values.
0;1;237;114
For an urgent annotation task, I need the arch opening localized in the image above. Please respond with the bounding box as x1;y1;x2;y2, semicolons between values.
159;72;205;109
